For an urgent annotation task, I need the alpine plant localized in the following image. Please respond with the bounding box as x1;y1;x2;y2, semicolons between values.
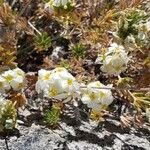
81;81;113;112
0;96;17;132
36;67;80;100
95;43;130;76
0;68;25;93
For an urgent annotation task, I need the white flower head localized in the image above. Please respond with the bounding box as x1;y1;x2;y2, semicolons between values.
35;69;52;94
1;68;25;91
81;81;113;111
96;43;129;76
107;43;125;54
44;78;68;99
36;67;80;101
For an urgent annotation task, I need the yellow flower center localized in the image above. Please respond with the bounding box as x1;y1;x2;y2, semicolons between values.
49;87;58;97
90;109;102;121
67;79;73;86
89;92;96;101
5;75;13;82
43;74;51;81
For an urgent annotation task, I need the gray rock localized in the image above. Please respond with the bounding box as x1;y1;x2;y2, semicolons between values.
0;120;150;150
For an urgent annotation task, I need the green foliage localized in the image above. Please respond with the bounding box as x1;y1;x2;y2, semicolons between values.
34;32;52;52
44;104;61;127
59;59;70;69
117;9;148;40
71;43;86;58
0;99;17;132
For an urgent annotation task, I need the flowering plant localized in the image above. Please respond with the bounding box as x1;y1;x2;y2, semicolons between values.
0;96;17;132
81;81;113;112
0;68;25;93
36;67;80;100
95;43;129;76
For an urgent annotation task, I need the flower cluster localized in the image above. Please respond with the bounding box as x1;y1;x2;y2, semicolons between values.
81;81;113;111
45;0;75;12
0;96;17;131
36;67;80;100
0;68;25;93
95;43;129;76
36;68;114;111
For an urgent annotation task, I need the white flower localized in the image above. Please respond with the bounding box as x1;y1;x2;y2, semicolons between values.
35;69;52;94
44;78;68;99
146;108;150;123
36;67;80;100
107;43;125;54
1;68;25;91
2;70;15;83
10;76;25;91
38;69;52;80
53;67;80;94
81;81;113;111
13;68;25;77
96;43;129;76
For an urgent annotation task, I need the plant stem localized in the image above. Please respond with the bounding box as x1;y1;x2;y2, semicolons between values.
80;86;150;92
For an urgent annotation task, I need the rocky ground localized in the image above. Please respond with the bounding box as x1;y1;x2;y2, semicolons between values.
0;117;150;150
